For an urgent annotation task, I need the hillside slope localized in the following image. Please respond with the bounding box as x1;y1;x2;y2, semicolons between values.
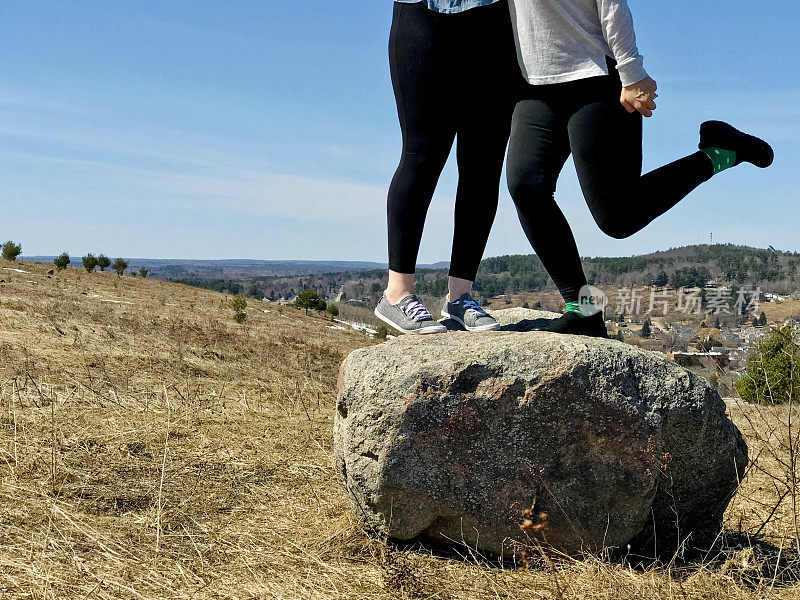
0;261;375;598
0;261;798;599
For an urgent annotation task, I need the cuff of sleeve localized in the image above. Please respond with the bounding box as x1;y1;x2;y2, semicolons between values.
616;57;648;88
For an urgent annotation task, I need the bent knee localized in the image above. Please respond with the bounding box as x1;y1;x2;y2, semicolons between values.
595;216;634;240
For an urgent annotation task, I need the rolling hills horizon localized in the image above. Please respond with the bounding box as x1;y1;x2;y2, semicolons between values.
22;242;800;270
21;243;800;284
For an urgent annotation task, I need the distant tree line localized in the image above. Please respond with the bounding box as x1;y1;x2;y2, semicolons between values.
174;278;245;295
147;243;800;301
1;242;143;277
669;267;712;289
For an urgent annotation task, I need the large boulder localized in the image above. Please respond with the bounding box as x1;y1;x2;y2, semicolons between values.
333;309;748;558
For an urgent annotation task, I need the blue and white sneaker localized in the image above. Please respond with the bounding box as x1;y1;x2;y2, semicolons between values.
441;293;500;332
374;294;447;335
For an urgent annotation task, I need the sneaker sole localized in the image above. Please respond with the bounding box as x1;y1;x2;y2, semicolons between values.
374;307;447;335
441;310;501;332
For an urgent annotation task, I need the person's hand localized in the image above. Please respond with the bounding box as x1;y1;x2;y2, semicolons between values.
620;76;658;117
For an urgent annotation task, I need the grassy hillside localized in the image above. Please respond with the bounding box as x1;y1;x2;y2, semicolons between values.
1;260;799;599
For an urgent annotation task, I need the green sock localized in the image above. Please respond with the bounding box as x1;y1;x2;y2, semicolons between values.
565;299;595;317
701;147;737;175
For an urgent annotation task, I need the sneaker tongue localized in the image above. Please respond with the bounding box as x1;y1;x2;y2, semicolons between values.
397;294;419;308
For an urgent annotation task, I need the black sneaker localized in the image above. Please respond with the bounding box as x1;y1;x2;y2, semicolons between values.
699;121;774;168
543;312;609;338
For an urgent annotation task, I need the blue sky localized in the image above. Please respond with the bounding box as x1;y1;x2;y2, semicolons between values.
1;1;798;262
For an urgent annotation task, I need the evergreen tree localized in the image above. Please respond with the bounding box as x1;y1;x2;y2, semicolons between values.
82;254;98;272
671;267;710;289
229;295;247;323
96;254;111;271
112;258;128;276
247;283;262;299
1;240;22;261
295;289;321;315
326;303;339;319
640;318;652;338
737;326;800;404
139;267;149;278
54;252;70;270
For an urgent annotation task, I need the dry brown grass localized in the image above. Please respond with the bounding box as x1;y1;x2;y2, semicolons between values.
759;300;800;324
1;260;799;599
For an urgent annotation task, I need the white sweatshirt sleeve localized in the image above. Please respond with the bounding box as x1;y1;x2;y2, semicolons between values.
595;0;648;87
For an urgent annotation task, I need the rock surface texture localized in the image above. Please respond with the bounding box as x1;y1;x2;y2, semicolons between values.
334;309;748;557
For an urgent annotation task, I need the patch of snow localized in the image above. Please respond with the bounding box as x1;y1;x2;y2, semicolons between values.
334;318;378;336
327;325;347;331
3;268;29;274
90;294;132;304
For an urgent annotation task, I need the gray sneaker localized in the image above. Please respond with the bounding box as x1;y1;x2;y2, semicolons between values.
441;293;500;331
374;294;447;335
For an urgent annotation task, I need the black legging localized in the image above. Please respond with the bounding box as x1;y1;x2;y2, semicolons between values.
387;0;518;281
507;61;714;303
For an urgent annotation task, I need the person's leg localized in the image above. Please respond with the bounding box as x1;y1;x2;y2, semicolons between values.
565;75;713;239
506;95;584;304
386;271;416;305
386;3;456;304
445;104;510;330
568;70;772;239
447;276;474;302
447;0;518;297
567;74;770;241
507;97;608;338
445;106;510;302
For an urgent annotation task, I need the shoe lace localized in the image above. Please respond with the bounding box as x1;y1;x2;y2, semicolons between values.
461;297;487;316
404;299;433;322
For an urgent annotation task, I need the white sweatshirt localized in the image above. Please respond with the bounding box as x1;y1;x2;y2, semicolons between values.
508;0;649;87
